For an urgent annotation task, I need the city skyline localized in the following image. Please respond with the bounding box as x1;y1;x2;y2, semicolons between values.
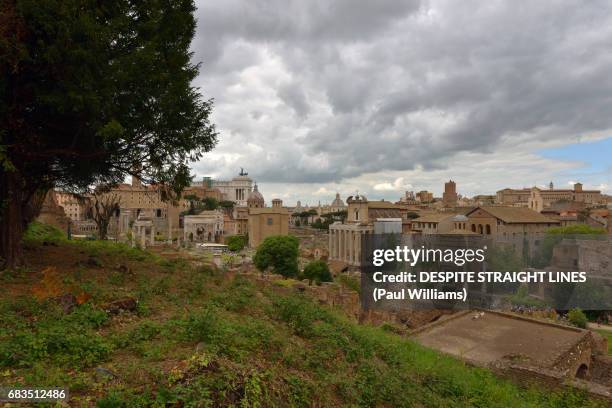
189;0;611;206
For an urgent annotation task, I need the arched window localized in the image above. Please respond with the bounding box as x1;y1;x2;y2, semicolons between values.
486;225;491;235
355;209;359;221
471;224;476;232
478;224;483;234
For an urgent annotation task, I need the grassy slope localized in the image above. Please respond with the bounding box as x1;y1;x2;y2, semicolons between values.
595;330;612;355
0;223;605;407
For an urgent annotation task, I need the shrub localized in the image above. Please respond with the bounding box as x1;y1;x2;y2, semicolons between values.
337;274;360;294
253;235;299;278
226;235;247;252
302;260;332;285
272;296;328;337
568;308;588;328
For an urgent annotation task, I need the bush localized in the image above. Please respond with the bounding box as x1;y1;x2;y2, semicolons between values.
337;274;361;294
568;308;588;328
302;260;332;285
253;235;299;278
226;235;247;252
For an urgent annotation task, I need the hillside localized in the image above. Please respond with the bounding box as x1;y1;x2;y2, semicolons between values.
0;224;606;407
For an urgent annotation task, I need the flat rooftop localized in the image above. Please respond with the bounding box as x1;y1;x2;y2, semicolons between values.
413;311;585;368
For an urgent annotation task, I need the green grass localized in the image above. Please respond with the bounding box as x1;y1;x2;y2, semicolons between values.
22;221;67;245
595;330;612;355
0;230;607;407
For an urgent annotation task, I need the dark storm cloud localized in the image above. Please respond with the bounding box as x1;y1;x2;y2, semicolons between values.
192;0;612;183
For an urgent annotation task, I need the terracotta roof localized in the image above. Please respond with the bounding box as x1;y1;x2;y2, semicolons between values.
468;207;559;224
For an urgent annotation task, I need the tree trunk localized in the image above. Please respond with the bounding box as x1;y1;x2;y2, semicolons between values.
0;166;47;270
0;168;25;269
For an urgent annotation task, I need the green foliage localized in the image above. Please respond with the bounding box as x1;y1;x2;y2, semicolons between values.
183;196;220;215
22;222;66;246
337;274;361;294
158;257;189;273
226;235;247;252
547;224;606;235
533;224;606;268
595;330;612;355
302;260;332;285
3;238;606;407
1;0;218;265
271;296;326;337
507;285;547;308
0;303;111;368
219;200;235;209
568;308;588;328
202;197;219;210
311;218;331;230
73;239;154;262
253;235;299;278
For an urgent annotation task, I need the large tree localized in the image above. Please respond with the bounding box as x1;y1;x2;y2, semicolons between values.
253;235;299;278
0;0;217;267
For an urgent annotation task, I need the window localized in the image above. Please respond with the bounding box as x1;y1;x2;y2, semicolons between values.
355;209;359;221
267;217;273;225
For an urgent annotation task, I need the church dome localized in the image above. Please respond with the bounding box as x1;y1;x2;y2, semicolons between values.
247;182;265;208
331;193;345;207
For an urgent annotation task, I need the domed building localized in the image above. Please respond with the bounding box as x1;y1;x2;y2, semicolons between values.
330;192;347;213
247;183;265;209
248;193;289;247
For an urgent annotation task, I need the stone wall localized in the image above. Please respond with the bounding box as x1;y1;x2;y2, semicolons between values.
491;362;611;402
552;331;596;379
591;355;612;387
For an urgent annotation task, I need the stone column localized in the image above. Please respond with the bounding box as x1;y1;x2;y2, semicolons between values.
341;230;346;261
334;229;338;259
355;231;363;266
348;230;354;264
338;229;343;261
338;229;342;260
329;229;333;260
150;226;156;246
344;230;349;263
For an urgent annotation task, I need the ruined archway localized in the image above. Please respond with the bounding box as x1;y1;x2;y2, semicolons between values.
575;363;589;380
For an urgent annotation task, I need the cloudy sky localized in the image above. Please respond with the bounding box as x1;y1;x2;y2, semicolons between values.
190;0;612;206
